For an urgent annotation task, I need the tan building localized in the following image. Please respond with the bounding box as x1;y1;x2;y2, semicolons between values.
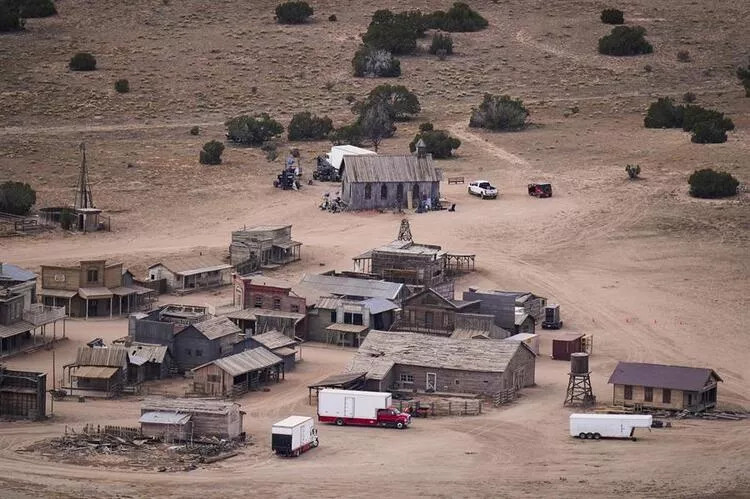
148;256;233;294
39;260;154;318
608;362;722;411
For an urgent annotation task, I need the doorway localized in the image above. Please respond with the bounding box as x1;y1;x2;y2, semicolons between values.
344;396;355;417
412;184;421;208
426;372;437;391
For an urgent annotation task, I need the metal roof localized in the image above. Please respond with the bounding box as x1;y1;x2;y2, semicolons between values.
360;297;400;315
341;155;440;183
127;343;169;365
139;411;192;425
187;316;241;340
252;330;297;350
75;346;128;367
142;397;241;415
199;347;282;377
607;362;722;392
78;287;113;299
372;239;443;256
39;288;78;299
254;309;306;321
72;366;119;379
0;263;36;283
300;273;403;300
349;331;531;380
308;371;367;389
148;256;232;276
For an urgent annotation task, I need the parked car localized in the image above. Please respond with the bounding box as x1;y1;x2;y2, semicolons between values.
468;180;498;199
528;182;552;198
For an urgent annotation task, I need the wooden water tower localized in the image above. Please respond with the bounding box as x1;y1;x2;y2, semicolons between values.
564;352;595;406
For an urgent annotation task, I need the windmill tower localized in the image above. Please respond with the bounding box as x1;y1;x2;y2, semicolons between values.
397;218;412;242
74;142;94;209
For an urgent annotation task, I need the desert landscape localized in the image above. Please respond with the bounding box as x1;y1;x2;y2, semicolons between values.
1;0;749;497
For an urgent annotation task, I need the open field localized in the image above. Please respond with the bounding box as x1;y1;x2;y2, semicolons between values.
1;0;749;497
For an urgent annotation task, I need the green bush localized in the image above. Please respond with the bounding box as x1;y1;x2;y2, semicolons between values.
287;112;333;140
644;97;684;128
362;10;420;55
431;3;488;32
225;114;284;146
352;45;401;77
625;164;641;179
357;100;395;151
682;92;696;103
0;181;36;215
20;0;56;18
114;79;129;93
469;94;529;131
688;169;739;198
328;14;336;22
69;52;97;71
199;140;225;165
600;8;624;25
598;26;652;56
429;33;454;55
0;0;24;31
681;105;734;133
419;122;434;132
189;126;200;135
737;61;750;97
329;124;364;146
409;129;461;159
355;84;420;122
690;121;727;144
275;1;313;24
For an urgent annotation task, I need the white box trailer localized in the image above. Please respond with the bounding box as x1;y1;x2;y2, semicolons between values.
317;389;411;429
326;145;376;174
272;415;318;457
570;414;652;440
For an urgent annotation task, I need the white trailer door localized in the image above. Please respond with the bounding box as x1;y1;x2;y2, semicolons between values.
426;372;437;391
344;396;355;417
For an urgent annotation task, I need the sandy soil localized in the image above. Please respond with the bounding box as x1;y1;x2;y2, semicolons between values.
1;0;749;497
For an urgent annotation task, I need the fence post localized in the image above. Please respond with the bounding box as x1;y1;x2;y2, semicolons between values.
448;401;452;416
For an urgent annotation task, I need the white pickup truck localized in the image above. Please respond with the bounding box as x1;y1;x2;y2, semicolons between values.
468;180;498;199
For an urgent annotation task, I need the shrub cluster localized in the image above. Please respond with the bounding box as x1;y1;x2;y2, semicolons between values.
644;98;734;143
114;79;129;93
0;181;36;215
469;94;529;131
287;112;333;140
431;2;488;32
352;45;401;77
355;84;420;122
362;9;421;55
329;124;364;146
20;0;56;18
0;0;24;31
409;125;461;159
737;61;750;97
225;114;284;146
600;8;624;25
688;169;739;198
644;97;683;128
598;26;652;56
199;140;225;165
275;1;313;24
429;33;453;55
69;52;97;71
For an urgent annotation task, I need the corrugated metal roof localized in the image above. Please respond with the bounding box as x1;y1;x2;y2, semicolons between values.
607;362;722;392
78;287;113;299
254;309;306;321
149;256;232;276
0;263;36;282
349;331;529;379
75;346;128;367
252;330;297;350
128;343;169;364
201;347;282;377
341;155;440;183
300;273;403;300
72;366;119;379
361;297;400;315
189;317;241;340
139;411;192;425
315;296;345;310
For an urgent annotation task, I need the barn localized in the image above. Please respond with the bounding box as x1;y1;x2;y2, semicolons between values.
340;154;441;211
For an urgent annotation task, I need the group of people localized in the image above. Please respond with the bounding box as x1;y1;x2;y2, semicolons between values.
319;192;344;212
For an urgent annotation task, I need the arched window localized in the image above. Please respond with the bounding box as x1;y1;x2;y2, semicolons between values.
381;184;388;199
365;183;372;200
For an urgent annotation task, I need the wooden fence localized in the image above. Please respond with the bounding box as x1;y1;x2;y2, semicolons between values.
394;398;483;417
493;388;517;406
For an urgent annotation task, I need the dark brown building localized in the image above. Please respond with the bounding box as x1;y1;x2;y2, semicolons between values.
392;288;481;335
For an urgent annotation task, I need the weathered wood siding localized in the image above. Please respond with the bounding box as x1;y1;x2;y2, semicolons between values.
343;181;440;211
41;266;80;290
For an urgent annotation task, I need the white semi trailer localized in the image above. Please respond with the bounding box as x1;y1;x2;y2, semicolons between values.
569;414;652;440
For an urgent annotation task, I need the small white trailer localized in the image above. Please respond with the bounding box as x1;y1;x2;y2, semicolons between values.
570;414;652;440
272;415;318;457
326;145;376;174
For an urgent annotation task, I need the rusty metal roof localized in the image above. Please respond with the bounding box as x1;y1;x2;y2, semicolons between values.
607;362;722;392
341;155;440;183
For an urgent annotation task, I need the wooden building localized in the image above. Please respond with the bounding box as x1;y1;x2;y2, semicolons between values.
123;342;174;384
248;329;299;371
348;331;536;396
340;154;441;211
63;346;129;397
0;367;47;420
141;397;244;439
191;347;283;397
229;224;302;272
39;260;154;318
392;288;481;335
0;262;37;310
462;289;547;334
1;290;66;358
307;296;398;347
608;362;722;412
148;256;233;294
139;411;192;442
353;240;448;289
173;317;242;371
232;275;307;314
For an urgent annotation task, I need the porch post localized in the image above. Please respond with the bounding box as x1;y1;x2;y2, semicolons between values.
110;296;113;319
85;298;88;319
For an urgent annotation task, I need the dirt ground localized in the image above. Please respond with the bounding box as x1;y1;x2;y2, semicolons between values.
1;0;749;497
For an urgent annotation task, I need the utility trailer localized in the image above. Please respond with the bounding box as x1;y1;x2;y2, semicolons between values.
317;389;411;429
272;415;318;457
542;304;563;329
569;414;652;441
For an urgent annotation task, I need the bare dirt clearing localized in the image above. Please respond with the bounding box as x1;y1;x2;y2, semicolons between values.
1;0;749;497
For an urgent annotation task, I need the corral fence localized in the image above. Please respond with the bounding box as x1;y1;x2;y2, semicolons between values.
493;388;517;406
69;424;143;439
394;398;483;417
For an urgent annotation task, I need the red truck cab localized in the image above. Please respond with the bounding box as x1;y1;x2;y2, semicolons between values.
376;407;411;429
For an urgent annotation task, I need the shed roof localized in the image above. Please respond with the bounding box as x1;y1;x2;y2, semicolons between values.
607;362;722;392
272;346;297;357
309;371;368;389
326;323;369;333
197;347;282;377
38;288;78;299
0;263;36;283
369;239;444;256
300;273;404;300
183;316;241;340
342;155;440;183
142;397;240;415
78;287;113;299
139;411;192;425
149;256;232;276
127;343;169;365
361;297;400;315
349;331;531;380
72;366;119;379
252;330;297;350
551;332;584;342
0;320;34;339
75;346;128;367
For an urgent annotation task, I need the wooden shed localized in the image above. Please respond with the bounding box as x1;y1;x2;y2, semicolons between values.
191;347;283;397
141;397;244;439
551;332;584;361
139;411;192;442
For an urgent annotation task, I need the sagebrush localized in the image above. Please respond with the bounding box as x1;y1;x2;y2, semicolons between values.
225;114;284;146
688;169;739;198
598;26;653;56
469;94;529;131
199;140;225;165
352;45;401;77
275;1;313;24
288;112;333;140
